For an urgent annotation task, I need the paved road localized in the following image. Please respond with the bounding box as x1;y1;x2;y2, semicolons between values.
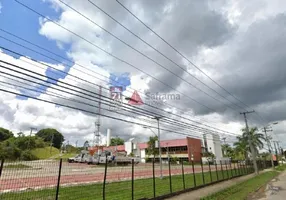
0;160;242;192
254;171;286;200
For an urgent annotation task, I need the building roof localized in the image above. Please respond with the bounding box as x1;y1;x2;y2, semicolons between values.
103;145;125;151
137;138;187;149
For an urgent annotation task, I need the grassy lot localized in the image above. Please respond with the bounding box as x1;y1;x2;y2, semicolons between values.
4;164;31;169
31;147;60;159
201;171;279;200
275;164;286;171
0;168;249;200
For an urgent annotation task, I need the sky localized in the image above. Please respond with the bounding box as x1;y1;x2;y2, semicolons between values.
0;0;286;149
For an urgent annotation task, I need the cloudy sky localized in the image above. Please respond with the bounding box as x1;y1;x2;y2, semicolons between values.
0;0;285;148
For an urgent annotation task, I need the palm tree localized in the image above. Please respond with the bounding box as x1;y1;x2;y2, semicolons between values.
234;127;265;159
222;144;235;158
234;136;248;159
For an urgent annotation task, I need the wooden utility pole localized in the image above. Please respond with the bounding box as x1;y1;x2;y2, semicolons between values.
263;127;274;168
240;110;258;174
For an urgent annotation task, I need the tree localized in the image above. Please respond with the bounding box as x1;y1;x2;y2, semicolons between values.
234;127;266;159
36;128;64;149
110;137;124;146
221;144;235;158
146;136;159;159
0;127;14;142
83;141;89;150
234;136;248;159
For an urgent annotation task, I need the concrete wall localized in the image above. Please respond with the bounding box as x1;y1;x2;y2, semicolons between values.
203;134;223;160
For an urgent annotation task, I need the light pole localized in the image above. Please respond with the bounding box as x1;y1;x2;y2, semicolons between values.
154;116;163;179
143;116;163;179
142;126;157;136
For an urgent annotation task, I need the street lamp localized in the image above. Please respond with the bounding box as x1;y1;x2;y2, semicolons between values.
143;116;163;179
142;126;158;136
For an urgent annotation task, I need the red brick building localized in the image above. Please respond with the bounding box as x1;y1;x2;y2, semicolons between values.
137;137;202;162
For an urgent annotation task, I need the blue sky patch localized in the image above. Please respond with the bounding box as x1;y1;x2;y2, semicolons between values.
109;73;131;91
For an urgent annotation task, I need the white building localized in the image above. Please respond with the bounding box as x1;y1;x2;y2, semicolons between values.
202;133;223;160
124;138;140;156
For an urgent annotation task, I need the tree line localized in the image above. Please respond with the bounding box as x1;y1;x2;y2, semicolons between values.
222;127;268;160
0;127;64;161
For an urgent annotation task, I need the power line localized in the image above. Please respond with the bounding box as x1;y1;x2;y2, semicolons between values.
0;84;234;143
58;0;241;112
11;1;244;133
14;0;219;112
0;39;236;135
0;60;236;136
115;0;251;111
116;0;276;129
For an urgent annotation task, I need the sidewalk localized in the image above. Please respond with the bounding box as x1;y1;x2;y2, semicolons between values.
167;173;257;200
253;171;286;200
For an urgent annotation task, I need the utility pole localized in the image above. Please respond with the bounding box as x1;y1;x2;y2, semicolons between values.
155;116;163;179
240;111;258;174
263;127;274;168
273;141;279;162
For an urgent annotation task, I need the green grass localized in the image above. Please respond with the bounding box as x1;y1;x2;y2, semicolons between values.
30;146;60;159
275;164;286;171
0;167;251;200
201;171;279;200
4;164;31;169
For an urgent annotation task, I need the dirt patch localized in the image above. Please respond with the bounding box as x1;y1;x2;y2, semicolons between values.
247;184;267;200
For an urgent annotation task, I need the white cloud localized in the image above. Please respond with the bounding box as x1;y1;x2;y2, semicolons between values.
2;0;286;148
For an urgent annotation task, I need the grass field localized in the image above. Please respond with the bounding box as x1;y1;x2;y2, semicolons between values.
31;147;60;159
201;171;279;200
0;168;250;200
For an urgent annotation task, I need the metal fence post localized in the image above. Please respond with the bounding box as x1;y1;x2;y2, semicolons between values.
229;161;233;178
220;161;224;180
200;158;205;185
208;161;212;183
55;158;63;200
225;161;229;179
245;160;248;174
239;161;243;175
181;160;185;190
191;160;196;187
131;159;134;200
229;160;233;178
168;158;172;193
215;161;219;181
237;161;240;175
0;159;4;178
243;161;247;174
233;161;237;176
103;155;108;200
152;158;156;198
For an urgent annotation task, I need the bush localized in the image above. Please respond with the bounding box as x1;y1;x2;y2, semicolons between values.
0;142;21;160
20;150;38;161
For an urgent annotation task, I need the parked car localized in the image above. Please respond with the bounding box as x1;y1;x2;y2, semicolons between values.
68;153;89;163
